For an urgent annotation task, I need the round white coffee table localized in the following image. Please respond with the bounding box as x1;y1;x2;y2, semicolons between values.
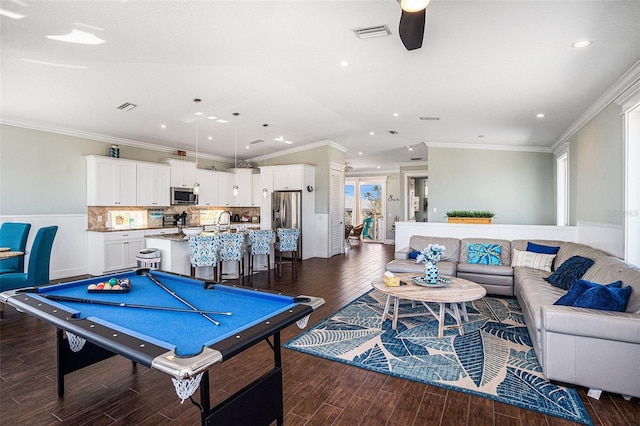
371;273;486;338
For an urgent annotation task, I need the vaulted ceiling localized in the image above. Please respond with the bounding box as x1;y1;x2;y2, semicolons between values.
1;1;639;173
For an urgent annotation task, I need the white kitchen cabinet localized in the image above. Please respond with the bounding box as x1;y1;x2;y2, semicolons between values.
162;159;197;188
136;163;171;206
229;169;257;206
273;165;303;190
88;230;145;275
197;169;219;206
217;171;235;207
86;155;137;206
253;173;266;206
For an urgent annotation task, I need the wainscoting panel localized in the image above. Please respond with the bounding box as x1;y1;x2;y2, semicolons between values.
395;222;579;249
0;215;88;280
577;221;624;258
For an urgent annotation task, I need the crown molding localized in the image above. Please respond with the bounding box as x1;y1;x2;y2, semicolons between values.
550;59;640;153
424;141;551;153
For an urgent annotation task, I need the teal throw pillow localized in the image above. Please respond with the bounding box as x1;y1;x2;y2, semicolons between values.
573;285;632;312
554;279;622;306
466;243;501;265
544;255;594;290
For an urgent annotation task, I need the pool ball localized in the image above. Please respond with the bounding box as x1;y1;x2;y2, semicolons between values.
109;278;119;286
96;283;105;289
120;278;130;285
87;284;97;290
112;284;122;290
120;282;129;288
103;283;112;290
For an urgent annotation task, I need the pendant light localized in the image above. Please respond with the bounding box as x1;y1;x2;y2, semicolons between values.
193;99;201;194
262;123;269;198
232;112;239;197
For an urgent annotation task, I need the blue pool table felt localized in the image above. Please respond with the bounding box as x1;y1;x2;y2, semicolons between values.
35;271;298;356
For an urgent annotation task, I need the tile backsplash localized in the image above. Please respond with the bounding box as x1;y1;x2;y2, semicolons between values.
87;206;260;231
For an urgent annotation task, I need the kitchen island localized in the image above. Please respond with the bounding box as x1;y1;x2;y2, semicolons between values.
146;227;261;281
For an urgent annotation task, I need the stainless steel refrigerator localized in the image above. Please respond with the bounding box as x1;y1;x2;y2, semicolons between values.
272;190;302;259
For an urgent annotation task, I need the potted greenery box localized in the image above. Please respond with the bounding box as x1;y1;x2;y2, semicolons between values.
446;210;495;224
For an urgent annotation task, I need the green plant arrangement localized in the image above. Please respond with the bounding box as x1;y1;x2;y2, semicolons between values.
445;210;496;218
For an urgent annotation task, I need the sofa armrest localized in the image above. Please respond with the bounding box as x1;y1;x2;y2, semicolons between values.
394;247;412;260
541;305;640;345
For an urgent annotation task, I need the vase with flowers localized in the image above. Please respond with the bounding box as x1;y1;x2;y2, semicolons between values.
416;244;446;284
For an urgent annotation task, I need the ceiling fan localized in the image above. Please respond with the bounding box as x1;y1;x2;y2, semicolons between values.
397;0;431;51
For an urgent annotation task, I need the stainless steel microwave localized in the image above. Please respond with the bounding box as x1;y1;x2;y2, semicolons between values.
170;187;198;205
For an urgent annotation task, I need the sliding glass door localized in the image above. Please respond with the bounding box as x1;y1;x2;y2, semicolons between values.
345;178;386;243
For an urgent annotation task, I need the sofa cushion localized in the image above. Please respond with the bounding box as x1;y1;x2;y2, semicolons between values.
573;285;633;312
544;255;594;290
554;242;608;270
527;242;560;255
461;238;511;266
466;242;502;265
511;248;555;272
457;262;513;276
514;267;564;331
554;279;623;306
408;236;460;262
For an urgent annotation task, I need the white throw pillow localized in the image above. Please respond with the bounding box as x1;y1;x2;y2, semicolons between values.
511;248;555;272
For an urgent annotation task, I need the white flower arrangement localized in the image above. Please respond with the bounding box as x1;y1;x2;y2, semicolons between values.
416;244;445;265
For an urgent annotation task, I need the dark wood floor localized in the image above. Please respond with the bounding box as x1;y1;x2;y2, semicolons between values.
1;243;638;425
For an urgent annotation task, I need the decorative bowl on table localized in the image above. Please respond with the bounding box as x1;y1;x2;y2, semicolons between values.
182;227;203;237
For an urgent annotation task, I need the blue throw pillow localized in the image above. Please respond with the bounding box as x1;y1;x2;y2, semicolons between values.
527;242;560;255
408;250;420;259
573;285;632;312
554;279;623;306
467;243;501;265
544;255;594;290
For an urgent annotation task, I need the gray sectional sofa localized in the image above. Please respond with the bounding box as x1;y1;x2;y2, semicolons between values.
386;235;640;398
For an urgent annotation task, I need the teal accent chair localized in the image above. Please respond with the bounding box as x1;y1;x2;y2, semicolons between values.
0;222;31;274
0;226;58;294
362;217;374;240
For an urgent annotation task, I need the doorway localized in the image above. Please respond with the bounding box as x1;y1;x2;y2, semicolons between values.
403;171;429;221
345;178;386;243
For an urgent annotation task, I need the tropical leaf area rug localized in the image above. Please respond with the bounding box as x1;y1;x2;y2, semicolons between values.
284;290;592;425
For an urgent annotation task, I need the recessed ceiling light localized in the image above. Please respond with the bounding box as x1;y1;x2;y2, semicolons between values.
47;29;105;45
572;40;592;48
216;119;228;123
536;113;545;118
369;131;375;135
194;112;203;116
207;116;217;120
392;113;399;117
160;124;167;129
0;8;25;19
358;152;363;155
274;136;285;142
377;165;381;169
284;140;294;145
339;60;350;67
245;145;250;149
407;146;413;151
208;136;213;140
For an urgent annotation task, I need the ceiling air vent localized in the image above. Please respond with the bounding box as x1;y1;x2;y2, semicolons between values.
411;157;422;161
389;130;399;135
116;102;137;112
419;116;440;121
353;25;392;39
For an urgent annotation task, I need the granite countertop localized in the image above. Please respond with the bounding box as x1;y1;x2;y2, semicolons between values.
87;225;178;233
145;233;187;241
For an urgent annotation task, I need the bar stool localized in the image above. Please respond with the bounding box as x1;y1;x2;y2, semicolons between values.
188;235;219;281
248;229;275;282
274;228;299;278
218;233;246;284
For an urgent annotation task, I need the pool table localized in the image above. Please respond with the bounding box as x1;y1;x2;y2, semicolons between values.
0;269;324;425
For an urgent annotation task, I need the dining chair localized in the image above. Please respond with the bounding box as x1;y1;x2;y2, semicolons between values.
217;233;246;284
274;228;300;278
188;235;219;281
0;222;32;275
248;229;275;282
0;226;58;303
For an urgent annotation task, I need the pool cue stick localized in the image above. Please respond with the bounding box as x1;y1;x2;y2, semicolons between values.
137;269;221;326
37;294;232;316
